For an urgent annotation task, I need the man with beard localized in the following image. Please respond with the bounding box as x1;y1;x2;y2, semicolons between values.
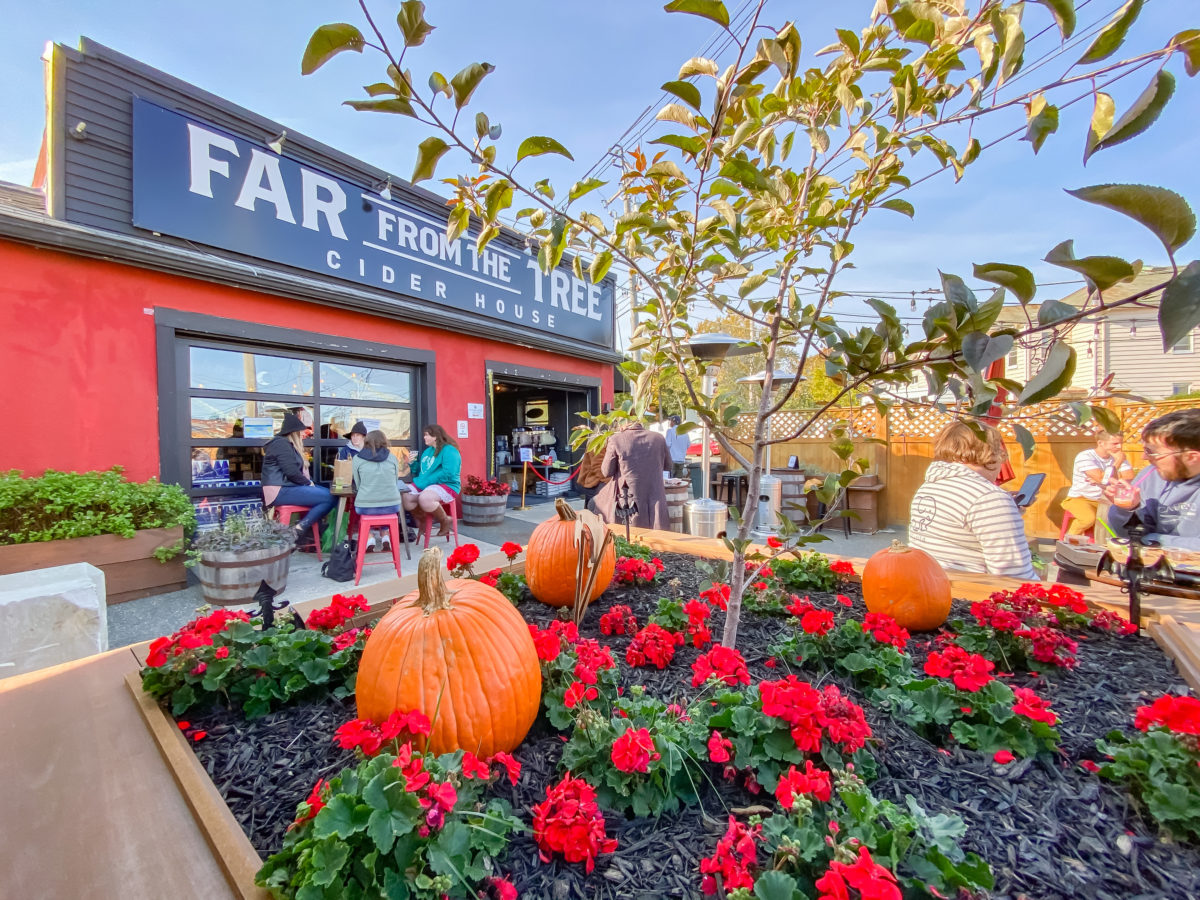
1106;409;1200;550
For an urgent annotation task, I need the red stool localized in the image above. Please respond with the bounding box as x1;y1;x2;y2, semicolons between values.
422;500;460;549
273;505;322;561
355;514;403;585
1059;510;1094;542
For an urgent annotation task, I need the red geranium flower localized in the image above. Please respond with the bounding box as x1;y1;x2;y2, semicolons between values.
1012;687;1058;726
489;751;522;785
563;680;599;709
993;749;1015;764
707;730;734;764
461;751;491;780
814;845;900;900
766;536;783;549
500;542;523;561
691;645;751;687
924;645;995;692
611;727;659;774
775;760;832;807
1135;694;1200;735
531;774;617;872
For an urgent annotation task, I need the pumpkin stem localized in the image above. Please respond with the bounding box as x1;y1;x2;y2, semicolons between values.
889;540;911;553
415;547;454;614
555;497;578;522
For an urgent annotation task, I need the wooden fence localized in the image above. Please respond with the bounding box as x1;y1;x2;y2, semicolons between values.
726;398;1197;539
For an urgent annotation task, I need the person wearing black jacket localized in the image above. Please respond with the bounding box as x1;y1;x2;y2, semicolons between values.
262;412;333;538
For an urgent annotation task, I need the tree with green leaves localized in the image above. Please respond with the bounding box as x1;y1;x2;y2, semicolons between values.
303;0;1199;648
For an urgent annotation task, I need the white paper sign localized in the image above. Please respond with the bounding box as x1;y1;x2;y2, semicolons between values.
363;417;382;431
519;447;533;462
243;417;274;439
467;403;485;419
456;420;469;438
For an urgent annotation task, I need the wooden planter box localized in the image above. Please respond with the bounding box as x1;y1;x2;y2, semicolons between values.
0;525;187;604
460;493;508;526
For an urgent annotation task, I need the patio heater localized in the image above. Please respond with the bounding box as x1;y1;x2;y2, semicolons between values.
683;333;757;538
736;369;798;537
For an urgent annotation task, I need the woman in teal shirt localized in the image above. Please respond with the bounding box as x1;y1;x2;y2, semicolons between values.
403;423;462;537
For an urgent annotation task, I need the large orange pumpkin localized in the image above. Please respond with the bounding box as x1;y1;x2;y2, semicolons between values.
356;547;542;757
526;498;615;608
861;540;952;632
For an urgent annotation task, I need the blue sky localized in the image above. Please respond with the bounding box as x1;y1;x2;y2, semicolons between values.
1;1;1197;344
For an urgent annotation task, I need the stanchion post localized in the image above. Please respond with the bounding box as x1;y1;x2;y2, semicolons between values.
518;461;530;510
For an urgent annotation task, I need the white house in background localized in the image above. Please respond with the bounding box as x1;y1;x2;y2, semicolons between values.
1002;266;1200;400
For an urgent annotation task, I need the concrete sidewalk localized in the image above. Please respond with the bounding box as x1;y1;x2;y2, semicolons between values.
106;497;911;649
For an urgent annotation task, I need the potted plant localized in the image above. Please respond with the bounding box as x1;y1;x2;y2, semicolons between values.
459;474;511;526
0;467;195;603
191;512;295;606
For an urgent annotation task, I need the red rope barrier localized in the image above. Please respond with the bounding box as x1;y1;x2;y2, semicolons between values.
526;460;583;485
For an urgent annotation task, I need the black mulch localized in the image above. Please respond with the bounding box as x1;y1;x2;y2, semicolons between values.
186;550;1200;900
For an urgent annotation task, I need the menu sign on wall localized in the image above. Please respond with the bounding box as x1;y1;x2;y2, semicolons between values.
131;99;614;349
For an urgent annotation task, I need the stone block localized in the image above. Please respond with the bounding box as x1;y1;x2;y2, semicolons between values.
0;563;107;679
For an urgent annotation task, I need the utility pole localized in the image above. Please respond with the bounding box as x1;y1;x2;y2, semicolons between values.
623;188;641;364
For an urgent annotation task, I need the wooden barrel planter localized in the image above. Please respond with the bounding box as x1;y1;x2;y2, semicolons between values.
777;471;810;527
664;479;691;533
460;494;508;526
195;546;291;606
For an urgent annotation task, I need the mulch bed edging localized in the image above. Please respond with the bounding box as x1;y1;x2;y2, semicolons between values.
162;550;1200;900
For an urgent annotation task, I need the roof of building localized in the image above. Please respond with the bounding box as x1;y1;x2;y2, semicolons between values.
994;265;1174;325
0;181;46;216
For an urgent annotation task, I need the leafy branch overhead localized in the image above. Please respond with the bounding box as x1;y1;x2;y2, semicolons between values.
303;0;1199;648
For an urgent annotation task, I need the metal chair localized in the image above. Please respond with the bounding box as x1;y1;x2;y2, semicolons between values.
422;500;460;549
354;513;403;585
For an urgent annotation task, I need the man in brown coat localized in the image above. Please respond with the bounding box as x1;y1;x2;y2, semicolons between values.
594;422;674;529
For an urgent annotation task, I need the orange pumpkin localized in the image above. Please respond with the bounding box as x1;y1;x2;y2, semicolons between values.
526;498;615;608
861;540;952;632
356;547;542;757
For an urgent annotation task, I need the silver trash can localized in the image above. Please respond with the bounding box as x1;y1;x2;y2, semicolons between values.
685;498;727;538
757;473;783;532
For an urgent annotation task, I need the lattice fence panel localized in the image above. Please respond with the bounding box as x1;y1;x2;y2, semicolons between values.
732;400;1185;444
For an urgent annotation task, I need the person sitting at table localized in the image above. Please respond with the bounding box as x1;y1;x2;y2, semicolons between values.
337;421;368;460
908;421;1036;580
594;420;674;529
262;413;334;543
403;423;462;537
1105;408;1200;550
1062;430;1133;537
352;429;404;552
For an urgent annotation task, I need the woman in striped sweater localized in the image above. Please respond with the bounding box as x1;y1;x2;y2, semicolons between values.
908;422;1036;580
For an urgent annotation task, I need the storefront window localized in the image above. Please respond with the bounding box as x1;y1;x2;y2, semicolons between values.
320;363;410;403
177;339;420;519
319;406;412;442
190;346;313;395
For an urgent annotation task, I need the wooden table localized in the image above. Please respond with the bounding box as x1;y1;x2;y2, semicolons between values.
330;483;412;560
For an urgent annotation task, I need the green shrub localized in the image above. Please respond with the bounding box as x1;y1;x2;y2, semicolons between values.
0;467;195;551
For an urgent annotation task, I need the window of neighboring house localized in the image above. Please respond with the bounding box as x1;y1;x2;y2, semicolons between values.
1007;348;1018;367
1173;382;1193;396
1171;331;1195;353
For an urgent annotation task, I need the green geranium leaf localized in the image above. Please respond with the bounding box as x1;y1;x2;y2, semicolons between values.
516;135;574;163
310;837;351;887
1018;340;1076;405
412;136;450;184
1078;0;1144;64
754;870;800;900
313;795;372;840
664;0;730;28
301;23;365;76
1159;261;1200;352
1066;184;1195;255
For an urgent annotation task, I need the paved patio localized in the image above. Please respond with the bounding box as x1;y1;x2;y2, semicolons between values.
105;499;914;649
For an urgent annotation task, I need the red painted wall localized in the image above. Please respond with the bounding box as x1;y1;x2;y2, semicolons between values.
0;240;612;482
